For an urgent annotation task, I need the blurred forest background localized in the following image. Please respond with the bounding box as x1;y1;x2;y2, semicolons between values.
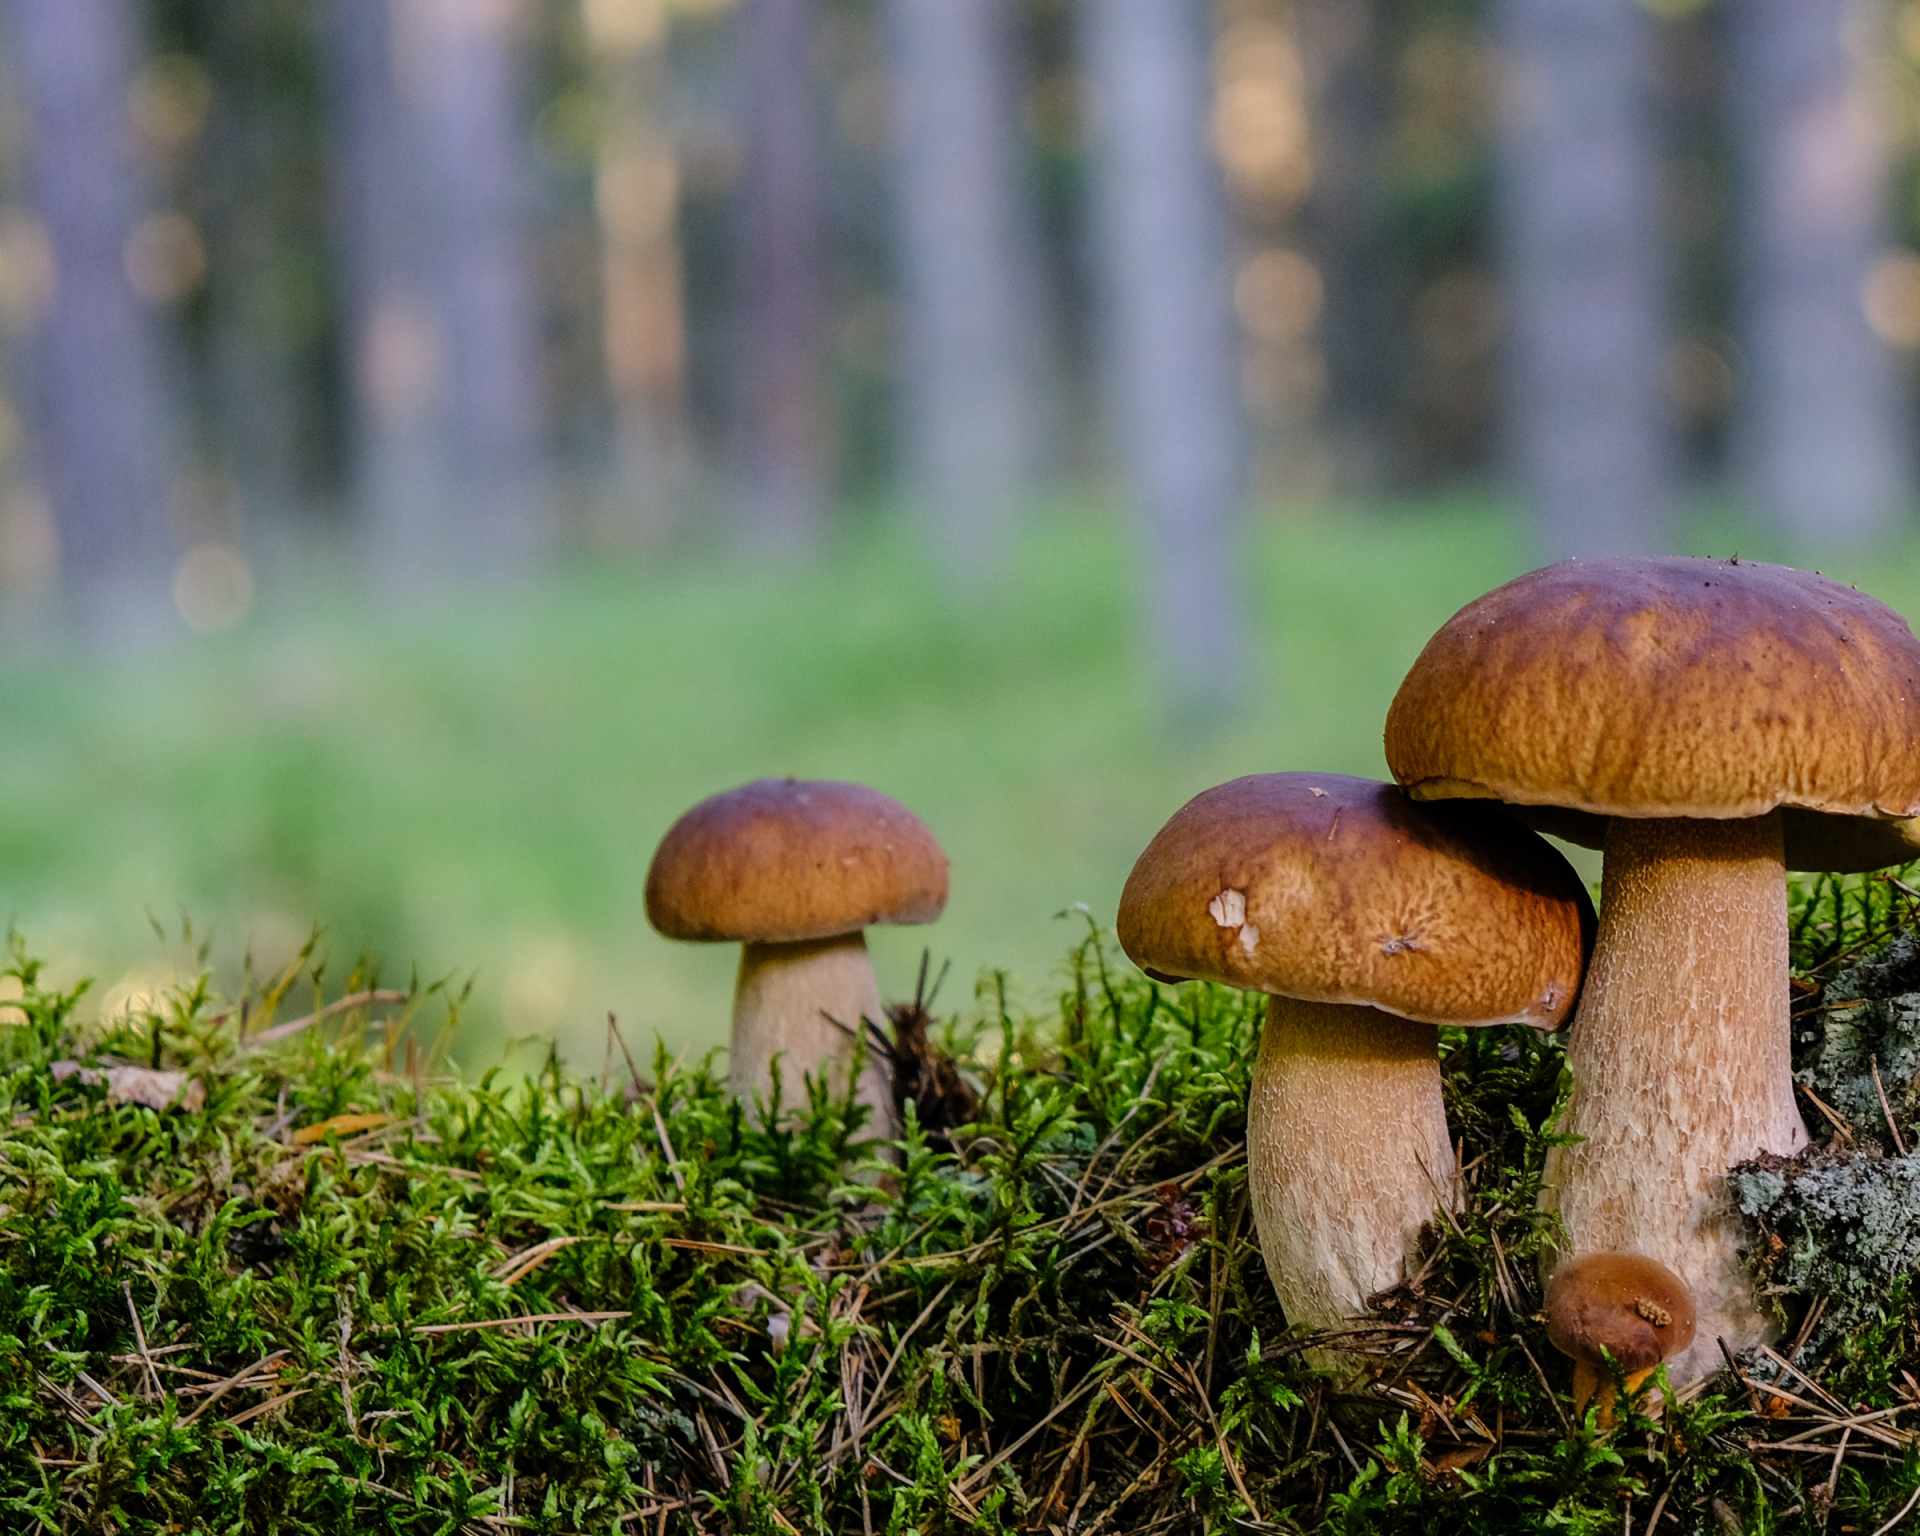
3;0;1919;1063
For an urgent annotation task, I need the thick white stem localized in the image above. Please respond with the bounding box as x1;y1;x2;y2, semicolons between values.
1248;996;1457;1354
731;934;901;1143
1542;813;1806;1383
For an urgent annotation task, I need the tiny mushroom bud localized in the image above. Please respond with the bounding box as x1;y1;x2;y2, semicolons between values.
1117;774;1592;1365
646;778;948;1143
1545;1252;1696;1429
1388;557;1920;1382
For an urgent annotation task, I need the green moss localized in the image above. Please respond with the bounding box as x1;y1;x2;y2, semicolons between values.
8;909;1920;1534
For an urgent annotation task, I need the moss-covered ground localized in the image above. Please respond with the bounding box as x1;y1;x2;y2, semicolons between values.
9;875;1920;1533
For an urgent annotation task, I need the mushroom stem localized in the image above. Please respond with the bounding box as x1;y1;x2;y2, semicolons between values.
1542;812;1807;1383
1570;1363;1661;1431
732;934;901;1142
1248;996;1458;1355
1568;1358;1607;1425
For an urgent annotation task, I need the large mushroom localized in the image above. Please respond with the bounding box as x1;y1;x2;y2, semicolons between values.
1116;774;1592;1351
646;778;948;1141
1386;557;1920;1380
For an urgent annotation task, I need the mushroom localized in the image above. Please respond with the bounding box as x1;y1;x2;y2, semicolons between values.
1116;774;1592;1354
1544;1252;1696;1429
646;778;948;1141
1386;557;1920;1381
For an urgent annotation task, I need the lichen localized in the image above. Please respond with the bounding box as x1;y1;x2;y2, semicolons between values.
1732;1148;1920;1340
1794;934;1920;1147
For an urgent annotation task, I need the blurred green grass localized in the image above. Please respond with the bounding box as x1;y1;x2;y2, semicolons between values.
4;498;1913;1065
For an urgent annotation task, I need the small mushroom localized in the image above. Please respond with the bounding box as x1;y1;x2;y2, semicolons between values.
1116;774;1592;1358
1545;1252;1696;1429
646;778;948;1141
1387;557;1920;1380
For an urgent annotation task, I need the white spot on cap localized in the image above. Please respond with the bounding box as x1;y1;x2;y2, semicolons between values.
1209;889;1247;928
1238;923;1261;956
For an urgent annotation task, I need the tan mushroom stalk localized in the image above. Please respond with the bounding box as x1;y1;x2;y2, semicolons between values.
1116;775;1592;1355
646;779;949;1142
1387;557;1920;1381
1545;1252;1696;1430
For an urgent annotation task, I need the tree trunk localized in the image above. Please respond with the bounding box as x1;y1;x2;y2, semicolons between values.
1082;0;1249;722
323;0;442;565
587;0;692;543
203;0;318;541
1493;0;1671;559
325;0;544;576
884;0;1055;587
404;0;545;566
0;339;55;628
1;0;179;640
1295;0;1397;494
736;0;831;555
1729;0;1906;547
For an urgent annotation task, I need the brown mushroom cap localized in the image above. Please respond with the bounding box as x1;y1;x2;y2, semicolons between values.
1545;1252;1697;1373
1115;774;1593;1029
646;778;949;943
1385;558;1920;872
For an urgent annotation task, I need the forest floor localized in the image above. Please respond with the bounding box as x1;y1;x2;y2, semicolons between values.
6;496;1912;1066
7;875;1920;1533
